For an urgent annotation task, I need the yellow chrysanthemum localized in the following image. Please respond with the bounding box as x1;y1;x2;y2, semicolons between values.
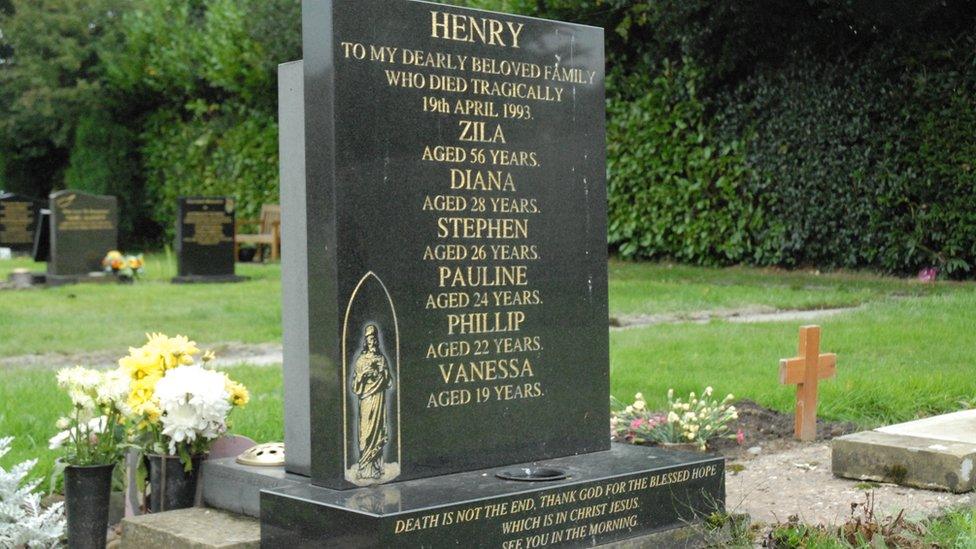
225;379;250;408
168;335;200;366
119;348;165;381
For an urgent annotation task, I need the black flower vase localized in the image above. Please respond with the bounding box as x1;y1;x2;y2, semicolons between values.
64;463;116;549
148;454;203;512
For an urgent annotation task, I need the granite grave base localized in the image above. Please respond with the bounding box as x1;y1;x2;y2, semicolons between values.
45;272;119;287
172;274;250;285
205;444;724;548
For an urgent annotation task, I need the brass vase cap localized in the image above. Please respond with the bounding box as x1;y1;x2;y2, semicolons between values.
236;442;285;467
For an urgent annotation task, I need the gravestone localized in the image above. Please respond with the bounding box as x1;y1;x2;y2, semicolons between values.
47;190;118;284
0;193;42;253
172;197;247;284
32;209;51;262
203;1;724;546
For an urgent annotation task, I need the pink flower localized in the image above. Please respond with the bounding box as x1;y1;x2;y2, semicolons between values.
918;267;938;283
630;418;645;430
736;429;745;445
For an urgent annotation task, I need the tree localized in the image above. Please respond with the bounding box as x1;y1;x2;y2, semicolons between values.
0;0;126;198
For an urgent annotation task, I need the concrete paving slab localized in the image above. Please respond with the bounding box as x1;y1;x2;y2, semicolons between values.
833;412;976;493
877;409;976;445
121;508;259;549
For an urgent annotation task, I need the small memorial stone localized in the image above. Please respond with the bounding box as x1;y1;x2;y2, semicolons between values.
47;190;118;281
172;197;246;284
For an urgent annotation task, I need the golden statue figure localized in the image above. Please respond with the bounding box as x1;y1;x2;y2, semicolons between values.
353;324;392;480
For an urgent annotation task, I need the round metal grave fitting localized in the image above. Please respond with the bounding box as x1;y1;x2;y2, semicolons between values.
236;442;285;467
496;467;568;482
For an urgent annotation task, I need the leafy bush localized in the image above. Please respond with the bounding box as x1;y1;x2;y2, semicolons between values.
141;104;278;242
607;61;757;264
0;436;65;547
64;111;153;246
715;47;976;277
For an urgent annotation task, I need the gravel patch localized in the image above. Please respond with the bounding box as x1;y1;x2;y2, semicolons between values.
611;306;861;329
726;443;973;525
0;342;284;370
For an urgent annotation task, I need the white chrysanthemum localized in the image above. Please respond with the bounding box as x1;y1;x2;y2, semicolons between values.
47;416;109;450
154;366;232;454
97;368;130;407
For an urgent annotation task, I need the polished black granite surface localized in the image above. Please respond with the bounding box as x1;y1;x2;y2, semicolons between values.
0;192;42;253
295;0;609;492
261;444;724;547
172;196;245;284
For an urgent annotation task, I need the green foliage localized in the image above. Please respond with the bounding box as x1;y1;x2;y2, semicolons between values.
607;61;756;264
714;46;976;277
141;104;278;242
101;0;298;242
0;0;125;198
65;111;150;246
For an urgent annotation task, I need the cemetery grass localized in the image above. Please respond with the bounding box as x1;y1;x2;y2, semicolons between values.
0;253;281;356
0;363;283;491
2;256;975;488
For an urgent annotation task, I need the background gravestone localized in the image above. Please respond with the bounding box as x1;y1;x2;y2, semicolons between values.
173;197;246;283
48;190;118;280
32;209;51;262
0;192;42;253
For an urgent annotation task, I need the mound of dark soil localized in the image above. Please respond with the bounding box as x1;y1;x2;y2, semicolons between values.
708;399;858;458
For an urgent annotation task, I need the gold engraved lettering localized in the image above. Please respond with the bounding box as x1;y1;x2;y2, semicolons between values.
430;11;524;48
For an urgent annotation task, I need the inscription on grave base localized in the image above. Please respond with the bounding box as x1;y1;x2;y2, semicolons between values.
262;445;724;548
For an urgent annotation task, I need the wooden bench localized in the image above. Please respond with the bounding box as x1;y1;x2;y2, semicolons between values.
235;204;281;262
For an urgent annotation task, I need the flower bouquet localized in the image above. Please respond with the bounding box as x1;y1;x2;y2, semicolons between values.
49;366;129;548
119;333;248;511
102;250;145;281
612;388;739;451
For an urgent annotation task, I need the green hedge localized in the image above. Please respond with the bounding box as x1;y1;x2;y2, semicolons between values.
608;44;976;278
607;61;758;265
64;111;151;247
141;103;279;242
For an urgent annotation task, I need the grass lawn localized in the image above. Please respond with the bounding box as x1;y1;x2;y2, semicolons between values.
0;254;281;356
0;363;284;491
1;256;974;496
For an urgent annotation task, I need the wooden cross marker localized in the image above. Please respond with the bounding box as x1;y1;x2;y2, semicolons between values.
779;325;836;442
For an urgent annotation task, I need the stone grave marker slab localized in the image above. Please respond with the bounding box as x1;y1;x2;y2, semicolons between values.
204;1;725;546
286;0;611;491
32;209;51;263
48;190;118;282
0;193;42;253
173;197;246;284
834;409;976;493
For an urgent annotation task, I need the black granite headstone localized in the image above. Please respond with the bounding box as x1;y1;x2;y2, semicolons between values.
48;190;118;279
286;0;610;491
255;1;724;545
0;193;42;253
32;209;51;263
172;197;246;284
